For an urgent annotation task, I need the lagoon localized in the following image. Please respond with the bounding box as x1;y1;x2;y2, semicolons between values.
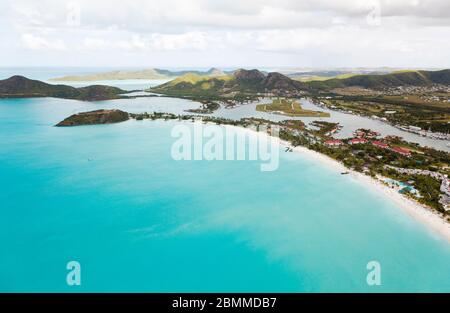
212;98;450;152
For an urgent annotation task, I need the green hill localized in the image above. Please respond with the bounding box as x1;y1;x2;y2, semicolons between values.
0;76;126;101
150;69;450;98
151;69;307;97
308;69;450;90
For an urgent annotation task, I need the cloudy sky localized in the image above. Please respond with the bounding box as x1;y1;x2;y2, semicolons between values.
1;0;449;68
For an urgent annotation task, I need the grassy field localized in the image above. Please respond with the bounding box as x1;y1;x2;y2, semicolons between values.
256;99;330;117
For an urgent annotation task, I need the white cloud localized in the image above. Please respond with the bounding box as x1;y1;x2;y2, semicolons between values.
81;37;108;50
2;0;449;67
81;32;213;52
21;33;67;50
9;0;450;31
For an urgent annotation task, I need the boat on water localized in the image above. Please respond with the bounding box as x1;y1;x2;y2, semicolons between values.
341;171;350;175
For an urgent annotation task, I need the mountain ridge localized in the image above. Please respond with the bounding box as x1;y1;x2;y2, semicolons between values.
0;75;126;100
309;69;450;90
151;69;306;97
151;68;450;97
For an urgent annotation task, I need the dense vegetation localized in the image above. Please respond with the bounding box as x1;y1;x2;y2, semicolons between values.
185;101;221;114
150;69;307;97
151;69;450;98
56;109;129;126
318;95;450;133
256;98;329;117
308;69;450;90
0;76;126;101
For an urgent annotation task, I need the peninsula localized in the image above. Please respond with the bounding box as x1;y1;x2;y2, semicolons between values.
256;98;330;117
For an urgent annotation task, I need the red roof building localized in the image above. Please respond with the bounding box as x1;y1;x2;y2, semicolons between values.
349;138;368;145
324;139;343;147
390;146;411;157
372;141;389;149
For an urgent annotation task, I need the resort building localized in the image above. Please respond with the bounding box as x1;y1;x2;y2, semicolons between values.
384;165;450;211
349;138;368;145
390;146;412;157
324;139;343;147
372;141;389;149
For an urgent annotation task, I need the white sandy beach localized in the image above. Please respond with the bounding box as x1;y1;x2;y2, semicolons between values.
280;139;450;243
222;123;450;242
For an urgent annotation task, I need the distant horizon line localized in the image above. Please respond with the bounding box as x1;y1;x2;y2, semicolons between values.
0;66;448;70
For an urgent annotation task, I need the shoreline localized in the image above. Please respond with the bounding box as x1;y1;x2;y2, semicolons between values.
311;98;450;142
282;139;450;243
223;123;450;243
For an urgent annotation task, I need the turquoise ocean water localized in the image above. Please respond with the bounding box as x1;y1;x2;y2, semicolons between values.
0;70;449;292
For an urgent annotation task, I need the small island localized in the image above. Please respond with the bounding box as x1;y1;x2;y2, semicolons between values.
56;109;129;126
185;101;221;114
256;99;330;117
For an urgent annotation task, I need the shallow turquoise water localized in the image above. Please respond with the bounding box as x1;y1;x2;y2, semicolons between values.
0;97;449;292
